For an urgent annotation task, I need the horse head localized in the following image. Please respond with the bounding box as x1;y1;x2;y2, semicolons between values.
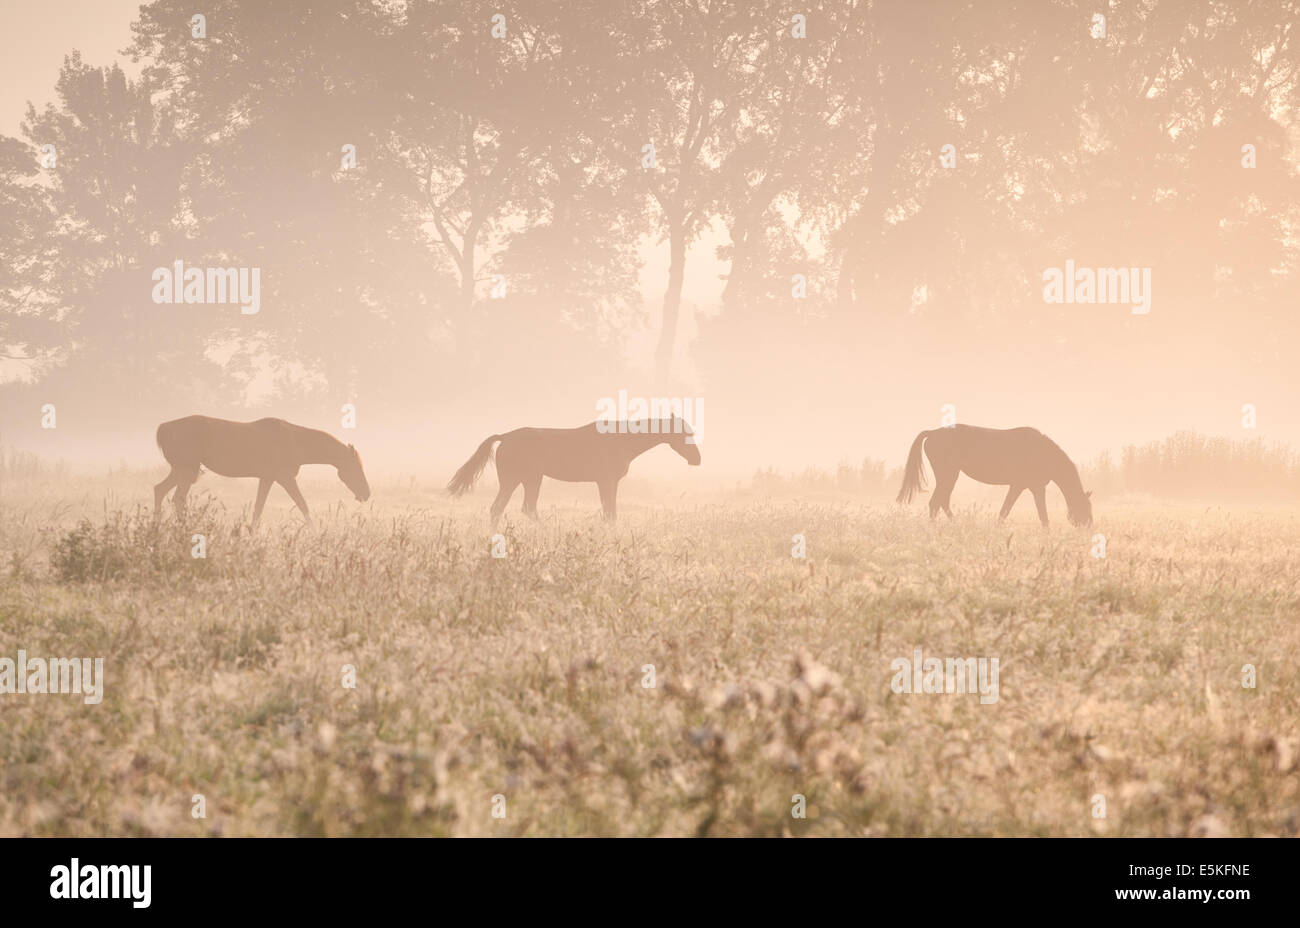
667;416;701;466
1068;489;1093;527
338;444;371;502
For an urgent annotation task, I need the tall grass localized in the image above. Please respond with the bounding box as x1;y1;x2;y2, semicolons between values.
0;482;1296;836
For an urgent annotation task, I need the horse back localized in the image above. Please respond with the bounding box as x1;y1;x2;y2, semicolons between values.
950;424;1042;440
922;424;1059;484
496;423;639;482
156;415;300;475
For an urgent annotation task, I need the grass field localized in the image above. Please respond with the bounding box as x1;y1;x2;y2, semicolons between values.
1;472;1298;836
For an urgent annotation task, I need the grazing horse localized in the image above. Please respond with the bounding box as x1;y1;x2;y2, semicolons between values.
154;415;370;526
896;425;1092;527
446;417;701;525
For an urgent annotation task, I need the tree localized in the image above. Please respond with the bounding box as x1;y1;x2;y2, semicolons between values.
613;0;774;384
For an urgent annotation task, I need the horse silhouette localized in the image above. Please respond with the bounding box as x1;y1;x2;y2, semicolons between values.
896;425;1092;527
154;415;370;526
447;417;700;525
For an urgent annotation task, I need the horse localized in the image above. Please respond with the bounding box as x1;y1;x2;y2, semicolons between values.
154;415;370;526
895;425;1092;527
446;417;701;526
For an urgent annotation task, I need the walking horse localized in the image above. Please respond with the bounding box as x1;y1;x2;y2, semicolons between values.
447;417;701;526
154;415;370;526
896;425;1092;527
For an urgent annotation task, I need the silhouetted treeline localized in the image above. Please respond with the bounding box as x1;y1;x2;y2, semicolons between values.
1084;432;1300;501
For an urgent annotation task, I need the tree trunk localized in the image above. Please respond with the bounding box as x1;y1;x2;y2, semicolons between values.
835;236;858;308
654;223;687;385
459;216;482;312
837;121;903;311
721;221;752;309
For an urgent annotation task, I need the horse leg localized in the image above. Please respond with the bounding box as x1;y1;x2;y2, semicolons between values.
522;475;542;520
489;481;518;530
929;467;958;520
1031;485;1050;527
172;466;200;520
251;477;273;527
998;486;1024;521
154;469;180;519
278;476;313;526
597;479;618;522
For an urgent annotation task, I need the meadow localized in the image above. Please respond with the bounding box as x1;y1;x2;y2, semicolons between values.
1;470;1297;837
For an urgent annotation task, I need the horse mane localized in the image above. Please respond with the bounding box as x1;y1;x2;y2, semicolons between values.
1043;434;1087;503
290;423;350;463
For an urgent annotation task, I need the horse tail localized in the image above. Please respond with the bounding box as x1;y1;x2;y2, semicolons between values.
446;434;503;496
896;430;932;504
